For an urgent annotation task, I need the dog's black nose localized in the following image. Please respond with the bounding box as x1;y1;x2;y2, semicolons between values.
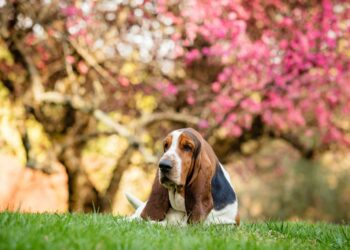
159;159;172;172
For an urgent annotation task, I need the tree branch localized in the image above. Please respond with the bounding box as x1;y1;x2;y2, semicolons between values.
204;96;246;139
11;39;44;100
269;131;318;159
93;109;136;142
135;112;201;128
68;38;119;86
99;145;135;212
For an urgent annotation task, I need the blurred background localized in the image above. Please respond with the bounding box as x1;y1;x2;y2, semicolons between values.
0;0;349;223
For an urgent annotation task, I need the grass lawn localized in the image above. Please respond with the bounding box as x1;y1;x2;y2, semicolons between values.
0;212;349;250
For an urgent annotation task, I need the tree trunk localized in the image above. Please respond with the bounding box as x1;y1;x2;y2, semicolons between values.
99;145;135;213
58;146;99;212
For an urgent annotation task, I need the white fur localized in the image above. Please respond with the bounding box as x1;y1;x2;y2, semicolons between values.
206;201;238;224
125;192;143;209
163;208;187;226
159;130;183;184
128;200;146;220
168;189;186;212
126;194;187;226
220;164;233;186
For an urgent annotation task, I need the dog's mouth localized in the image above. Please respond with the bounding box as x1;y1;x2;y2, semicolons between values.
160;175;174;186
160;175;183;189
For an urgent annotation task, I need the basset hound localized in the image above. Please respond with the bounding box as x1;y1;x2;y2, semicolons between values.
127;128;239;225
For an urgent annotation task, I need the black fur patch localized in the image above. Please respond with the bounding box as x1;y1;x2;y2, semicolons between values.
211;162;236;210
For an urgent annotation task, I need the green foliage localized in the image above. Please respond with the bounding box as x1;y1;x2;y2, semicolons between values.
268;159;350;222
0;43;13;65
0;213;349;250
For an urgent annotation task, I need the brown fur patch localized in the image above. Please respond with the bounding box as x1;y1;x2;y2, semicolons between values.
141;169;170;221
163;134;172;152
181;128;217;223
178;133;197;185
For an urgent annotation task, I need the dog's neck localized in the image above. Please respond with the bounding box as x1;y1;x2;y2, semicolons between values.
168;188;186;212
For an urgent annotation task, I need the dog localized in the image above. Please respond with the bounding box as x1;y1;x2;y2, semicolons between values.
126;128;239;225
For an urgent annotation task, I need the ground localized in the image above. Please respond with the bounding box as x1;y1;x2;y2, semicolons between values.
0;212;349;250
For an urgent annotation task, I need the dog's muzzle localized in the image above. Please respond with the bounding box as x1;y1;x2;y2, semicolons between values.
159;159;177;187
159;159;173;173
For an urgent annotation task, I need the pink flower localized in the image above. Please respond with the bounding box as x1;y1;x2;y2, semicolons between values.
155;82;178;97
185;49;201;64
211;82;221;92
218;95;235;109
166;83;178;96
230;124;242;137
62;6;79;17
186;96;195;105
118;76;129;87
240;99;261;114
77;61;89;74
198;120;209;129
227;113;237;122
288;109;305;126
66;55;75;64
316;104;329;128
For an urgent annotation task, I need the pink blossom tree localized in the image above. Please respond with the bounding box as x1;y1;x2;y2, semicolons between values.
156;0;350;157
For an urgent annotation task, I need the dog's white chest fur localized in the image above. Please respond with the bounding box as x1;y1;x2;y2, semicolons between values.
168;189;186;212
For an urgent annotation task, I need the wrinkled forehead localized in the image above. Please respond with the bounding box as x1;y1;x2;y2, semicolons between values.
164;128;202;144
163;129;182;144
182;128;203;141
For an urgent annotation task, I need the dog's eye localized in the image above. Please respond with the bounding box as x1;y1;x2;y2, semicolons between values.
164;143;169;151
183;144;192;152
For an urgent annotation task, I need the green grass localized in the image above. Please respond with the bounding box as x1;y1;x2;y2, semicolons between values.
0;212;349;250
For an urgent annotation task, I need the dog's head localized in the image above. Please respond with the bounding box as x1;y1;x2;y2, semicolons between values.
158;128;203;188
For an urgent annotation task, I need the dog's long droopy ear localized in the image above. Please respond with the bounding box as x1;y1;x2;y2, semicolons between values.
141;169;170;221
185;135;216;223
